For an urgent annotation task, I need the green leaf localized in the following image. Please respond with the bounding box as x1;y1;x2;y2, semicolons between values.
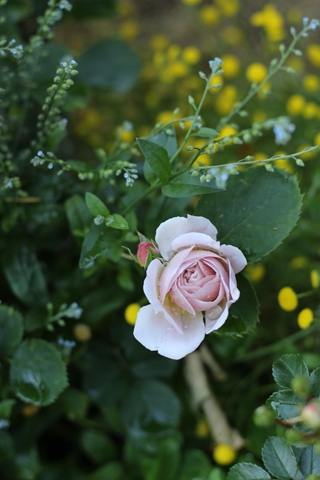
227;463;271;480
214;274;259;337
310;368;320;398
191;127;219;138
65;194;92;237
106;213;129;230
0;305;24;356
0;430;14;463
300;446;320;476
137;138;171;184
82;342;129;405
261;437;298;480
272;354;309;390
10;339;68;406
57;387;89;418
178;449;212;480
85;192;110;218
137;435;181;480
144;129;178;185
83;461;124;480
79;223;122;269
196;167;303;263
0;399;16;420
162;172;220;198
3;247;49;306
78;39;140;92
80;429;117;465
121;379;181;428
267;390;306;419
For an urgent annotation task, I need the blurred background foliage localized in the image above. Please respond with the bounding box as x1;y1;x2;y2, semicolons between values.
1;0;320;479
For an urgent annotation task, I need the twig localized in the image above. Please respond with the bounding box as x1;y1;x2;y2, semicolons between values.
199;344;227;381
184;351;244;449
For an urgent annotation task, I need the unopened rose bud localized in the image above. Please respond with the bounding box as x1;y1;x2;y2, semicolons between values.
285;428;301;444
136;242;159;267
253;405;275;427
301;400;320;429
291;376;310;396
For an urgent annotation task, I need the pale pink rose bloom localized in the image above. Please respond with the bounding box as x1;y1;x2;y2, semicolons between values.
134;215;247;360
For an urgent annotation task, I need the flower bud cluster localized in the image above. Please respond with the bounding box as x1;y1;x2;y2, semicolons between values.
0;38;24;60
31;59;78;152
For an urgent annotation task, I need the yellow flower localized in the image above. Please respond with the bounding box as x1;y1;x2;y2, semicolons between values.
182;0;202;5
215;85;237;115
209;74;223;93
195;419;210;437
286;57;305;74
120;130;134;143
298;144;316;160
303;102;319;119
286;7;302;24
245;264;266;283
254;152;268;161
219;125;237;139
150;34;169;50
213;444;236;465
297;308;314;329
215;0;239;17
193;155;211;167
314;132;320;146
199;5;220;25
257;81;271;99
307;44;320;67
246;63;268;83
221;55;240;78
250;4;285;42
167;44;181;61
221;26;244;45
124;303;140;325
311;270;320;289
275;158;294;173
278;287;298;311
286;94;306;115
303;74;320;92
73;323;92;342
290;256;308;269
182;46;201;65
252;110;267;123
166;61;189;79
156;110;173;124
119;20;139;40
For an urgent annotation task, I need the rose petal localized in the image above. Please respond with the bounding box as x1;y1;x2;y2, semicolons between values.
144;259;183;333
172;232;221;253
219;244;247;274
159;246;194;302
204;299;230;333
133;305;205;360
156;215;218;260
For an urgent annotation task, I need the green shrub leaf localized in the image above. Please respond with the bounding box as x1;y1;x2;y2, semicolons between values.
272;354;309;390
10;339;68;406
85;192;110;218
227;463;271;480
137;138;171;184
162;172;221;197
3;247;49;306
299;446;320;476
0;305;24;356
261;437;298;479
191;127;219;138
196;167;303;263
78;39;140;92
